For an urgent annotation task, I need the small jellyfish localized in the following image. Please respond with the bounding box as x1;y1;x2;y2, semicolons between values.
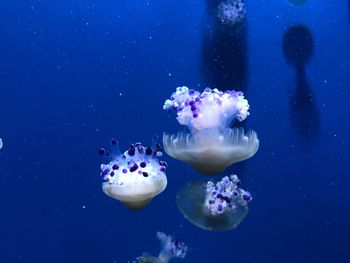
99;139;167;211
0;138;3;150
135;232;187;263
217;0;246;26
163;86;259;175
176;174;251;231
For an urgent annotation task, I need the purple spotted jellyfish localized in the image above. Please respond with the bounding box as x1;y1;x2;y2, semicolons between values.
99;138;167;211
135;232;187;263
217;0;246;26
163;86;259;175
176;174;252;231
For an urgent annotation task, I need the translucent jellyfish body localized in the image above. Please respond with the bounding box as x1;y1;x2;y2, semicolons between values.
99;139;167;211
176;175;251;231
135;232;187;263
217;0;246;26
163;86;259;175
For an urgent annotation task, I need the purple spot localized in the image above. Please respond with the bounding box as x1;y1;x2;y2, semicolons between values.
189;100;195;106
217;204;223;212
188;89;195;95
236;180;241;187
159;166;166;172
130;164;138;172
98;148;106;156
128;148;135;156
145;147;152;155
112;164;119;170
110;171;114;177
142;172;149;177
190;105;196;112
223;196;231;203
193;113;198;118
110;138;118;145
216;194;224;200
195;97;200;102
122;168;127;174
159;161;167;167
209;200;215;204
140;162;146;168
243;192;251;201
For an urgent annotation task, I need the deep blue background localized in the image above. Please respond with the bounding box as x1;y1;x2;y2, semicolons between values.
0;0;349;262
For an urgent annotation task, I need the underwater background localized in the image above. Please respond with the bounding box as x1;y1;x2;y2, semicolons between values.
0;0;350;262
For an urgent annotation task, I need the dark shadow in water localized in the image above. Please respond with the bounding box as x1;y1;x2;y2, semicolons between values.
201;0;248;92
288;0;308;6
202;0;248;175
283;25;320;142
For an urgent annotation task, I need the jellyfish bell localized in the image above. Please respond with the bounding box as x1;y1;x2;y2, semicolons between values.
163;86;259;175
176;175;251;231
99;140;167;211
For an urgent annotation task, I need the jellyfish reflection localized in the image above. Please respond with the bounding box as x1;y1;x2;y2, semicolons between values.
99;139;167;210
163;87;259;175
135;232;187;263
176;174;251;231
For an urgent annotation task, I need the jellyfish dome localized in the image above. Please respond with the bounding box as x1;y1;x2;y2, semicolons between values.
217;0;246;26
163;86;259;175
176;174;251;231
135;232;187;263
99;139;167;211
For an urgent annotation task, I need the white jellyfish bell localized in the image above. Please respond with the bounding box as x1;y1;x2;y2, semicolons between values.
99;138;167;211
176;174;251;231
135;232;187;263
163;87;259;175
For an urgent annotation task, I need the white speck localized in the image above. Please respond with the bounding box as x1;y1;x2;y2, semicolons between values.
168;73;172;77
82;205;86;209
119;92;123;96
0;138;3;149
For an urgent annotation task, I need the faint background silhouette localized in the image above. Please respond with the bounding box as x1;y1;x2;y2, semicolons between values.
283;24;320;142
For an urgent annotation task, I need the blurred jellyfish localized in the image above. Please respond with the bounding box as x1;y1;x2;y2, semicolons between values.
135;232;187;263
99;138;167;210
163;86;259;175
217;0;246;26
176;174;251;231
0;138;2;149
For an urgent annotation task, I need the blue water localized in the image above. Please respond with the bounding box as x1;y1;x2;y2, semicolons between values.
0;0;349;262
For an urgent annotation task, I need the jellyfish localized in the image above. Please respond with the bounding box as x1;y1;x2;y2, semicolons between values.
0;138;2;150
217;0;246;26
135;232;187;263
163;86;259;175
99;138;167;211
176;174;251;231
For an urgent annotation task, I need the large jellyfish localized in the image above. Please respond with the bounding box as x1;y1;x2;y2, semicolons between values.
176;174;251;231
217;0;246;26
99;139;167;211
135;232;187;263
163;86;259;175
